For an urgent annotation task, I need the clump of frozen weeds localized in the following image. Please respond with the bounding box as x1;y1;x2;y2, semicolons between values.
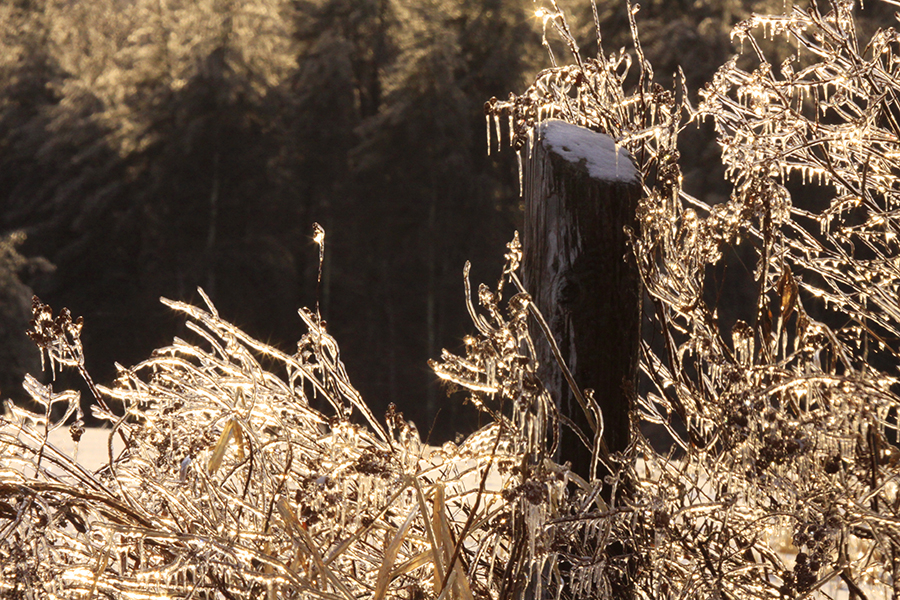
0;235;534;599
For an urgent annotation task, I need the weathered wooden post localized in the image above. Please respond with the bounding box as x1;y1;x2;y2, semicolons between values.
523;119;641;481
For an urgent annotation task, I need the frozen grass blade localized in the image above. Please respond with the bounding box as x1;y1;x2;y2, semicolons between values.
413;476;446;589
373;504;419;600
207;417;235;475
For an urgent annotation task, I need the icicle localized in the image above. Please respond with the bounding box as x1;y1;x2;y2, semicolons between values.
517;149;524;197
527;127;535;161
486;113;492;156
494;114;502;153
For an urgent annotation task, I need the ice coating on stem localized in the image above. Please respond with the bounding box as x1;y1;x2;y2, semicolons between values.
537;119;638;184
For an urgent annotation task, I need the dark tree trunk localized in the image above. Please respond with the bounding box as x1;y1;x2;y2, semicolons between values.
522;119;642;482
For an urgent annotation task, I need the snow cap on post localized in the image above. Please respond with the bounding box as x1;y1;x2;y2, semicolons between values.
537;119;638;184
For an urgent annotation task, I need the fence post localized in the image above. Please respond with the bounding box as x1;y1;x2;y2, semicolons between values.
523;119;641;481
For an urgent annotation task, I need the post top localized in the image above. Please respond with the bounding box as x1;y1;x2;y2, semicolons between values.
537;119;639;184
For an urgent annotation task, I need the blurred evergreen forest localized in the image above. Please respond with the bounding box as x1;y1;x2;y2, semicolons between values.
3;0;886;441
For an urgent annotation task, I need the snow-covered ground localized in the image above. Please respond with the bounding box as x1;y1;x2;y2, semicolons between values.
50;426;125;468
2;426;125;471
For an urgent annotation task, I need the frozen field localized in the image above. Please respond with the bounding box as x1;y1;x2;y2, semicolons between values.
0;426;889;599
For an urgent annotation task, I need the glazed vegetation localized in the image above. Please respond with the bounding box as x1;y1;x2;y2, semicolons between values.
5;0;900;598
